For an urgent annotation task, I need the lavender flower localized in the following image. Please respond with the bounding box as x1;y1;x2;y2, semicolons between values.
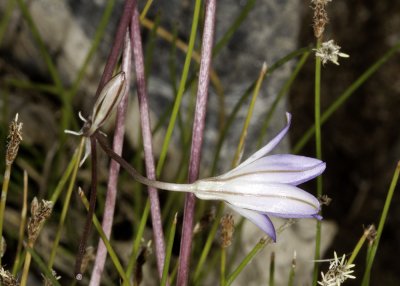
93;112;325;241
192;113;325;241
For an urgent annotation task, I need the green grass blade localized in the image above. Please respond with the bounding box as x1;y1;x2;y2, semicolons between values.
257;51;310;147
156;0;202;176
361;161;400;285
126;199;151;278
312;38;323;286
161;213;178;286
25;247;61;286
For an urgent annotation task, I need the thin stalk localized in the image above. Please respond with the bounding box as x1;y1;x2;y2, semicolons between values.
74;137;98;280
220;248;227;286
131;4;167;280
20;242;33;286
177;1;217;285
257;51;310;148
93;0;136;99
89;30;132;286
288;253;296;286
0;163;11;266
347;224;375;266
126;200;151;278
48;138;84;269
226;220;295;285
25;247;61;286
226;237;271;286
361;161;400;285
232;63;267;166
269;252;275;286
312;38;323;286
12;170;28;275
140;0;154;20
161;213;178;286
94;132;195;193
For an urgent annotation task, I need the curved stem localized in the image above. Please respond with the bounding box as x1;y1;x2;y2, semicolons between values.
94;132;195;193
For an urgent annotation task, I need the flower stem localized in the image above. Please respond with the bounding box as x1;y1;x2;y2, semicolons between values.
89;31;132;286
312;38;323;286
177;1;217;285
130;4;167;281
75;137;98;280
20;243;33;286
94;132;195;193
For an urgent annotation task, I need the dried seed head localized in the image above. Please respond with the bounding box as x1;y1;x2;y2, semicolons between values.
318;252;355;286
310;0;333;39
220;213;235;248
6;114;23;166
365;224;377;246
27;198;53;244
319;194;332;206
0;267;19;286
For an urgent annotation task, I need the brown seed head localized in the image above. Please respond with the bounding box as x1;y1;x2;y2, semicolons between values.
6;114;23;165
0;267;19;286
27;198;53;244
220;213;235;248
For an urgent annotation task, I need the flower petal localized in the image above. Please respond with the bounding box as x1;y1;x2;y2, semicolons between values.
221;113;291;178
228;204;276;241
220;154;326;186
217;182;320;218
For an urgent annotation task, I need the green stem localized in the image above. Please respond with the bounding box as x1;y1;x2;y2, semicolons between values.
0;163;11;266
312;38;323;286
347;225;375;266
156;0;202;176
161;213;178;286
226;237;271;286
361;161;400;285
220;248;226;286
269;252;275;286
48;139;84;268
126;200;150;279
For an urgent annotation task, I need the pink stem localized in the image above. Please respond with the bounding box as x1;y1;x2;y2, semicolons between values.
130;4;167;281
94;0;135;99
176;0;217;285
89;31;132;286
